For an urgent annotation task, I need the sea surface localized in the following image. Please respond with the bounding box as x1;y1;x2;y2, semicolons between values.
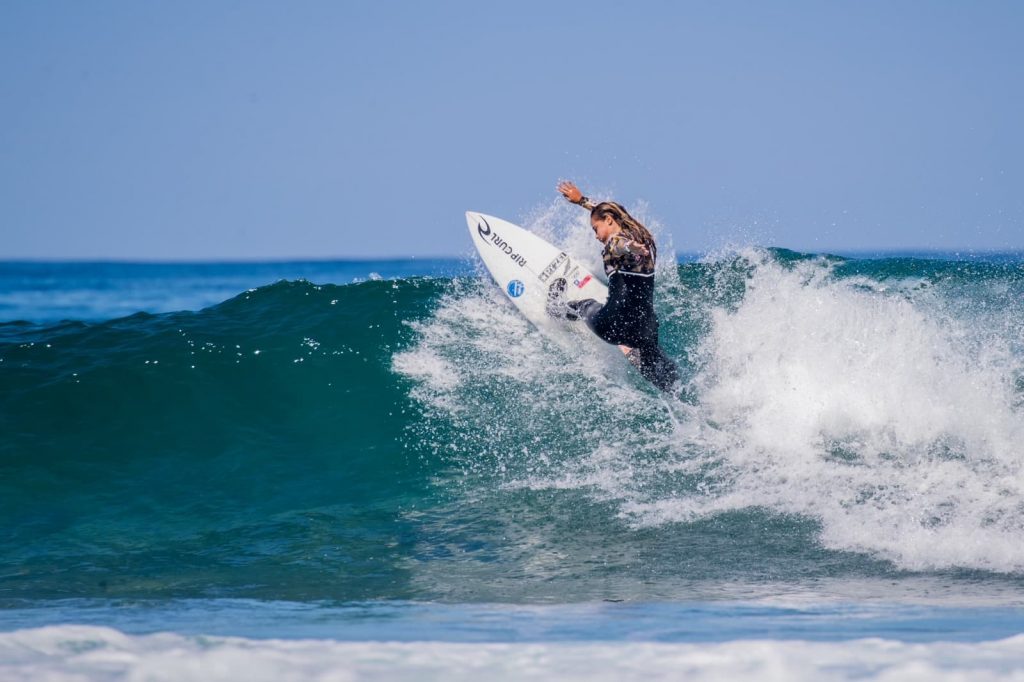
3;212;1024;680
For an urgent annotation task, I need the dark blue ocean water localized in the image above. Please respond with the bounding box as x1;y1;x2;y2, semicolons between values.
2;246;1024;680
0;259;469;322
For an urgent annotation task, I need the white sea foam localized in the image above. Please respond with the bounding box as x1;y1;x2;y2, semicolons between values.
647;249;1024;572
395;202;1024;574
6;625;1024;682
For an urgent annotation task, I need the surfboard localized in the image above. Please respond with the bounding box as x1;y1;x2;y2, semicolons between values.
465;211;629;354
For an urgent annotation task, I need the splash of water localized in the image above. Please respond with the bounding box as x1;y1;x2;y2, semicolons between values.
396;205;1024;574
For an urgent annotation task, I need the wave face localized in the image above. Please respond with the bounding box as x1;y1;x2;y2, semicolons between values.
2;242;1024;602
1;277;447;601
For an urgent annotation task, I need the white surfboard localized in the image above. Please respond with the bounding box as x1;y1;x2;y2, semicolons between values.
465;211;629;353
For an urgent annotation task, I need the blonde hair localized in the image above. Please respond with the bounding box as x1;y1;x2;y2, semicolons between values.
591;202;656;259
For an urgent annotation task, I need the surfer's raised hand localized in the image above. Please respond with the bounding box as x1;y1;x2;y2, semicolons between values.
557;181;584;204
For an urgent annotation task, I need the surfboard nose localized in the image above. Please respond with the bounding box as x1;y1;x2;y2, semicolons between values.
466;211;492;241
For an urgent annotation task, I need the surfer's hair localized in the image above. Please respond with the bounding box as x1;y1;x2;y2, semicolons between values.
591;202;656;257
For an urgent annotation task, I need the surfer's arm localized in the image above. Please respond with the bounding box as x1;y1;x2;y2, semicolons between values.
557;181;596;210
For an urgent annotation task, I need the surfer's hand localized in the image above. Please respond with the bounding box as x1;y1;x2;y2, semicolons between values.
557;181;583;204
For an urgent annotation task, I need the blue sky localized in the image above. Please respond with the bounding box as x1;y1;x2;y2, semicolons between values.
2;1;1022;259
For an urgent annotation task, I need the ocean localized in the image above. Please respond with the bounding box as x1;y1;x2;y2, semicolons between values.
3;213;1024;680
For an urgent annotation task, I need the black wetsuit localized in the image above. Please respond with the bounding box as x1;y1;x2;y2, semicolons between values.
570;273;678;392
563;203;679;392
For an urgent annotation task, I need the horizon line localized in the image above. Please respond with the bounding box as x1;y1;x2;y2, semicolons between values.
2;247;1023;265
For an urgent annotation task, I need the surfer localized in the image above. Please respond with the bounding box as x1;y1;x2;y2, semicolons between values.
553;181;679;392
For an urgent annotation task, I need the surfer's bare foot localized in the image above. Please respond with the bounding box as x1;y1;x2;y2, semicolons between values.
545;278;570;319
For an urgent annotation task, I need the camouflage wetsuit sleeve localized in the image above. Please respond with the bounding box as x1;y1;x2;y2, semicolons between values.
602;234;655;276
568;194;656;275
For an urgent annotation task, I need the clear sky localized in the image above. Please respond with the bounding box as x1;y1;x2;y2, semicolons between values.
2;1;1022;259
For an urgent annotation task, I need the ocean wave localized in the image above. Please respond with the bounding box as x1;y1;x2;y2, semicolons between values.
2;241;1024;602
396;239;1024;576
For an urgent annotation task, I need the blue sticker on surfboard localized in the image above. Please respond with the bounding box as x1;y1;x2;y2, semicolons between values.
507;280;525;298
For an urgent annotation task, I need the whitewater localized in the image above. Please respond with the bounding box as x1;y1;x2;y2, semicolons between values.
2;205;1024;679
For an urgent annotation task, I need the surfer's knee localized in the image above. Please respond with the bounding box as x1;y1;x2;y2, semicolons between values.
567;298;602;325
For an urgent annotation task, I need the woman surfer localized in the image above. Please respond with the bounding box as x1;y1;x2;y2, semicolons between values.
553;181;679;392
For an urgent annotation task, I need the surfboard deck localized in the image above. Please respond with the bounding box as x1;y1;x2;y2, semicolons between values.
465;211;630;355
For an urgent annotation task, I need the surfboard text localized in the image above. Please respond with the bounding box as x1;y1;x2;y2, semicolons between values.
539;252;581;285
477;219;527;268
538;252;568;283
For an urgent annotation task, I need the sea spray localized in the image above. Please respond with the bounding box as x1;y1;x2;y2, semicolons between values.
676;249;1024;571
396;240;1024;576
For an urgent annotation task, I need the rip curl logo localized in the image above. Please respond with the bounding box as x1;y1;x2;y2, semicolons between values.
475;218;527;268
476;218;491;240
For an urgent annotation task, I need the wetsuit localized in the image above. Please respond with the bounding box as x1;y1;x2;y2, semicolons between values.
565;198;679;392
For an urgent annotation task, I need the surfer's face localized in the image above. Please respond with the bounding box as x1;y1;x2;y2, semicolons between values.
590;215;619;242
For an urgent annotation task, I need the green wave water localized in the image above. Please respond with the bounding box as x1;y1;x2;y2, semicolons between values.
1;278;445;600
2;250;1024;604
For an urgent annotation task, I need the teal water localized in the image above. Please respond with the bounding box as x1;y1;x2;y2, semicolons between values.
3;248;1024;681
0;259;467;322
2;249;1024;606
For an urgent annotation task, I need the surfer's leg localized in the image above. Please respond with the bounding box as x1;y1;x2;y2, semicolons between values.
566;298;603;329
568;299;637;349
627;344;679;392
